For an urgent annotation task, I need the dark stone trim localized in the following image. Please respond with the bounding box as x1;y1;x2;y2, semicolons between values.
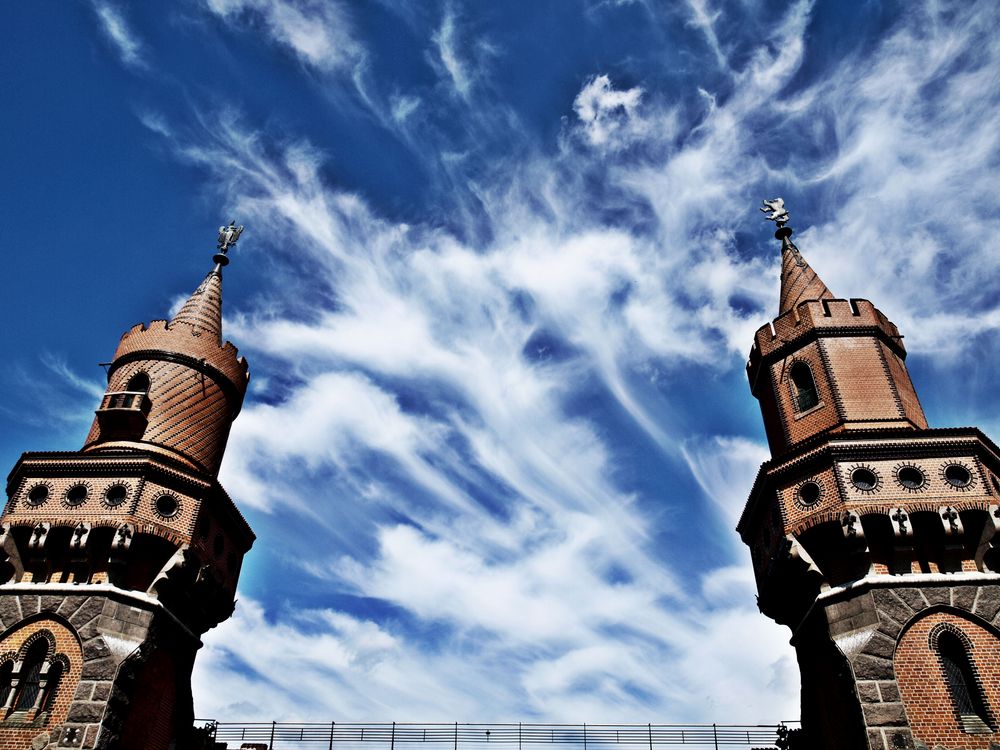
874;339;906;420
769;359;794;454
816;338;846;421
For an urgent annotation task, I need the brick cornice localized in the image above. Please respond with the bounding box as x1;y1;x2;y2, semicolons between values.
4;450;255;548
737;427;1000;535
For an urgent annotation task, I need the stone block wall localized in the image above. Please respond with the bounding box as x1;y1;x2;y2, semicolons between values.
818;582;1000;750
0;590;196;750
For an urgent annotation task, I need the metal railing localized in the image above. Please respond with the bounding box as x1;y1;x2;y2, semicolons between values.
196;722;793;750
99;390;152;414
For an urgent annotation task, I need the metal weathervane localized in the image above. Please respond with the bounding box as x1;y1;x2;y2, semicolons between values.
213;220;245;268
217;220;244;253
760;197;790;227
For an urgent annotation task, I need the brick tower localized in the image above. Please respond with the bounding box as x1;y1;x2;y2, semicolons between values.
0;224;254;749
739;201;1000;750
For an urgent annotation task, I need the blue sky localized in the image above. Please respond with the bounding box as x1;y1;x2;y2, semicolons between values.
4;0;1000;724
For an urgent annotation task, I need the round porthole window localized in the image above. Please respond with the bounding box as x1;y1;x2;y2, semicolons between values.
944;464;972;488
64;484;89;507
154;494;180;519
897;466;925;491
104;484;128;508
25;484;49;507
797;481;822;507
851;467;879;492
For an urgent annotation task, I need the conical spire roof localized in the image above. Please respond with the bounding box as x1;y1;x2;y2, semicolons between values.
777;229;834;314
171;268;223;340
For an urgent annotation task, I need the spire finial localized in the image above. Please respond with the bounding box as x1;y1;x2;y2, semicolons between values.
760;197;795;245
760;198;835;313
213;220;245;271
760;197;790;227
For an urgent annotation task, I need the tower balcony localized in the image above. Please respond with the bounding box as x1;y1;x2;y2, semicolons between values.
95;390;152;439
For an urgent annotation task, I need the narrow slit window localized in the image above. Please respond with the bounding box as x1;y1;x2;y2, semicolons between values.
939;632;993;734
790;362;819;412
13;640;46;712
38;661;62;714
0;662;12;708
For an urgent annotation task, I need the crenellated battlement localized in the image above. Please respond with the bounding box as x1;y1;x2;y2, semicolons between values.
749;298;904;365
112;319;249;393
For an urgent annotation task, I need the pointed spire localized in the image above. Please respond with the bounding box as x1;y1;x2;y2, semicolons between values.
169;221;245;340
760;199;834;314
171;269;223;340
776;226;834;314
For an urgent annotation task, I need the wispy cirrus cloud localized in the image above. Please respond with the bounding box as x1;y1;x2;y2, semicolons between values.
93;2;146;69
90;0;1000;726
166;83;792;721
204;0;362;72
432;8;473;99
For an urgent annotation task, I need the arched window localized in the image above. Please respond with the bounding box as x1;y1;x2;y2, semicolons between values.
126;372;150;394
107;372;151;411
789;362;819;412
13;640;46;712
938;631;993;733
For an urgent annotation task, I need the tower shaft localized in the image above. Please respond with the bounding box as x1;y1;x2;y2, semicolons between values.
741;214;1000;750
0;242;253;749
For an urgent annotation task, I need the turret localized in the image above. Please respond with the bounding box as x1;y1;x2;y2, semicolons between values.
0;222;254;749
746;223;926;456
83;232;249;476
738;200;1000;750
737;198;1000;750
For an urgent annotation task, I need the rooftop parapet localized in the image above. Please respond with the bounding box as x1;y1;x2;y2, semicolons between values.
111;319;249;405
748;298;904;383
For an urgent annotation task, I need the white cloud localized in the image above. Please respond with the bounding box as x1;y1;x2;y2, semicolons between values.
572;75;647;149
682;436;769;532
136;109;172;138
93;3;146;69
205;0;362;72
160;0;1000;728
685;0;726;70
390;94;421;124
433;9;472;99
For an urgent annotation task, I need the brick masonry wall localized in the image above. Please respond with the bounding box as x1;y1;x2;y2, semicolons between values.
879;340;928;430
3;454;249;597
109;320;247;397
895;610;1000;750
769;340;841;449
7;474;200;545
750;298;927;455
84;357;234;476
821;336;903;422
775;454;993;537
